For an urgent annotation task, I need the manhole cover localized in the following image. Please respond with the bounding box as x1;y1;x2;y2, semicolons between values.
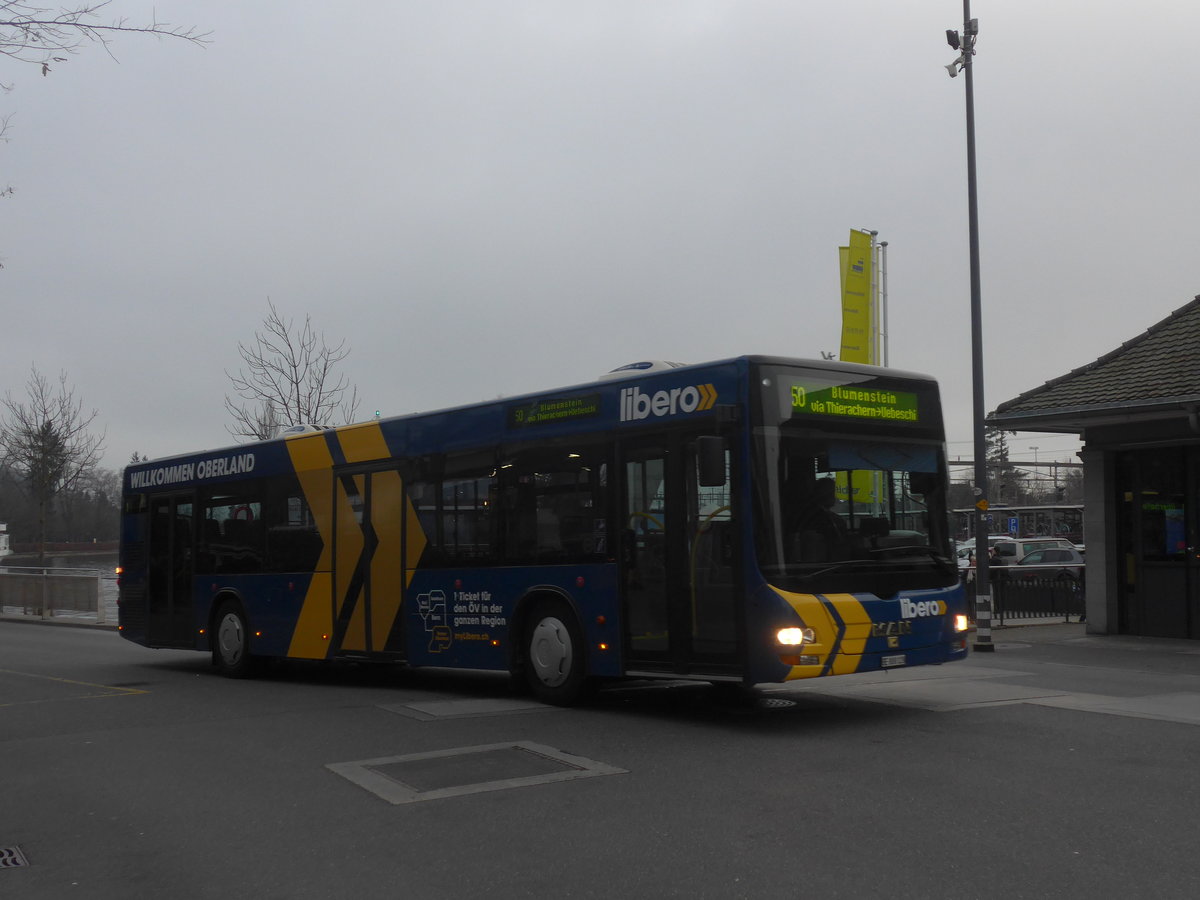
757;697;797;710
0;846;29;868
328;741;626;804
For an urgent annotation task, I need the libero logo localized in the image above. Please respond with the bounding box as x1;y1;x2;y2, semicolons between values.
899;598;947;619
619;383;718;422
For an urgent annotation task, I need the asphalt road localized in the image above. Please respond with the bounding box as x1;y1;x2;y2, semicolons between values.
3;620;1199;899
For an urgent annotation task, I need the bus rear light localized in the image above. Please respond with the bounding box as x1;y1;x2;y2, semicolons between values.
596;615;606;625
777;627;815;646
576;576;585;587
954;615;970;633
598;642;609;651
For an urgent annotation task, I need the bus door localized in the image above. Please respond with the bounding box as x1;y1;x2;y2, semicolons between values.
147;493;195;647
332;467;407;655
621;437;740;674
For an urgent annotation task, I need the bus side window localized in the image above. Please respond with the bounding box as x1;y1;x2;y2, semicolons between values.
500;445;608;565
200;488;264;574
265;480;322;573
407;472;496;567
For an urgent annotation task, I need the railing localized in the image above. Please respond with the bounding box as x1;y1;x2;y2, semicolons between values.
963;563;1086;624
0;566;118;625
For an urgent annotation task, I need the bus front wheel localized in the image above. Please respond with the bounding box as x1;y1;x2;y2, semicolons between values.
213;601;255;678
523;601;587;705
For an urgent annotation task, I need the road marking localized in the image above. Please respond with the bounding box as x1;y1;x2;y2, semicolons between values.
380;697;554;721
1030;692;1200;726
769;673;1200;725
0;667;148;708
328;741;626;804
771;676;1067;712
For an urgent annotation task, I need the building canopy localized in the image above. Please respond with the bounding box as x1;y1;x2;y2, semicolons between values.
989;295;1200;435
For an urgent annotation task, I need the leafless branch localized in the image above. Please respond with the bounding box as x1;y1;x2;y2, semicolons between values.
0;2;209;72
225;300;362;441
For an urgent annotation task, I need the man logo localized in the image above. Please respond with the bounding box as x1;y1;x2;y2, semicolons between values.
619;383;717;422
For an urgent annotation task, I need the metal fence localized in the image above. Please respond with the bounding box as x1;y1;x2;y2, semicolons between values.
0;566;119;625
6;562;1082;629
964;563;1085;624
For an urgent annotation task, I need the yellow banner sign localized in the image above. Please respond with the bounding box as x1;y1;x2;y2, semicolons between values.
839;230;873;364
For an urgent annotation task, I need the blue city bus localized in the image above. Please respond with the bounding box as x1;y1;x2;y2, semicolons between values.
118;356;969;703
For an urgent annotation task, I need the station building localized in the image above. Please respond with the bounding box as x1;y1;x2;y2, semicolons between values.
990;295;1200;639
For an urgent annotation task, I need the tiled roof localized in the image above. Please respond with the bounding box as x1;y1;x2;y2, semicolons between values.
992;295;1200;423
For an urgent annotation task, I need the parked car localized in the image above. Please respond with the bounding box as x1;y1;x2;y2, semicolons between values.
960;535;1029;581
1012;546;1086;582
956;543;973;571
990;538;1076;565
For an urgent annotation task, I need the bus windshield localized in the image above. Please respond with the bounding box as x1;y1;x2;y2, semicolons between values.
752;365;957;594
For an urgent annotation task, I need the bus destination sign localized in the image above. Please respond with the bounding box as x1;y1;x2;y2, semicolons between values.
507;393;602;429
790;383;919;423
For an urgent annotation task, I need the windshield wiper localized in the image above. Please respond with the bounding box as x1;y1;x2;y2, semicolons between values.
794;559;871;580
866;545;957;575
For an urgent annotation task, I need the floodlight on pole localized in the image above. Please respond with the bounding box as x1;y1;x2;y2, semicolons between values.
946;3;993;652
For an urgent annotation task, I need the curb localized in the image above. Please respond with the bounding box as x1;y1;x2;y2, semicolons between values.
0;613;119;632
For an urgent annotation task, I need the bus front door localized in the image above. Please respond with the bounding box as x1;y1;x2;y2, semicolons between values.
622;439;740;675
146;493;195;647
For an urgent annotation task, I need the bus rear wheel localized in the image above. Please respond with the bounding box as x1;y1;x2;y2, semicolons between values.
213;601;255;678
523;601;587;705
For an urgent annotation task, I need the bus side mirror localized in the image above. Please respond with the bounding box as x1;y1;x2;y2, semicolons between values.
697;436;727;487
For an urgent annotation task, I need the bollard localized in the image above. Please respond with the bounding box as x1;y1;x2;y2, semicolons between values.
974;588;995;652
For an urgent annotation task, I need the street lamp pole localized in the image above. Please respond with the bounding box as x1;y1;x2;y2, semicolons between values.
947;3;993;651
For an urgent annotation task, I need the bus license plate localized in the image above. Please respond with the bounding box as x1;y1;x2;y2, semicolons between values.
882;654;906;668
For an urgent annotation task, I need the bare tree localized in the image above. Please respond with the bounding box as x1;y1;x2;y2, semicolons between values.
0;365;106;564
1;2;208;74
226;300;362;441
52;464;120;541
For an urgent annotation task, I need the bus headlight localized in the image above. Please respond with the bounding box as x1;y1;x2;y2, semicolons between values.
777;627;815;646
954;614;970;633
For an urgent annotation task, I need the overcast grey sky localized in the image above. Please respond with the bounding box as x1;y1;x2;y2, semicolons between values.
3;1;1196;475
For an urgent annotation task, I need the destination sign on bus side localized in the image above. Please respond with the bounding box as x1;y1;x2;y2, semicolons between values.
127;452;257;489
507;393;602;429
790;384;920;423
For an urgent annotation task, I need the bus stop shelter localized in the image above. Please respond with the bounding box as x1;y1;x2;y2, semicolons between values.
990;294;1200;639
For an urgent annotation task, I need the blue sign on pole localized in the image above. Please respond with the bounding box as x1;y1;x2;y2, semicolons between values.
1008;516;1019;535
